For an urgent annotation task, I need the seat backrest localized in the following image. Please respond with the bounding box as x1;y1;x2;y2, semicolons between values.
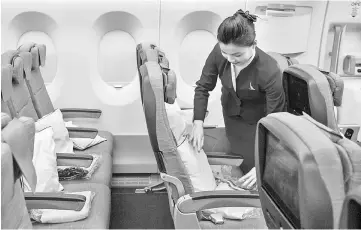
282;64;344;132
339;185;361;229
136;43;171;103
1;64;14;117
138;61;193;201
18;43;55;118
1;50;39;120
255;112;346;229
1;113;37;229
267;52;298;72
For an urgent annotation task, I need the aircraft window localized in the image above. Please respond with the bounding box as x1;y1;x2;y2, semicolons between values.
98;30;137;88
262;132;300;228
178;30;217;87
17;31;57;85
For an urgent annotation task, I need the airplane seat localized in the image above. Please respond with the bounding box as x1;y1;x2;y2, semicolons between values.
135;43;162;102
256;111;361;229
339;185;361;229
1;50;39;119
267;52;299;72
1;113;33;229
136;43;229;156
1;50;112;187
17;42;114;157
1;112;111;229
282;64;344;133
256;112;346;229
138;60;267;229
1;64;15;119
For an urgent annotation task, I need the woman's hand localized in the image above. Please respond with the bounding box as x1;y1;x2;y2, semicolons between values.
237;167;257;189
188;120;204;152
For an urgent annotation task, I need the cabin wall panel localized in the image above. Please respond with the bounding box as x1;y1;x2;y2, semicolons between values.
318;0;361;141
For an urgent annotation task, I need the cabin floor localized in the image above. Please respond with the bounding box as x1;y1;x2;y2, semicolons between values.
110;174;175;229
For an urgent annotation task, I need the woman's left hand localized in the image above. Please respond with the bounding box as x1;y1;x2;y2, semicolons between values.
237;167;257;189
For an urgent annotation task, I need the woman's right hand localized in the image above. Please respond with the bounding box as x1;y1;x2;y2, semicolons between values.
189;120;204;152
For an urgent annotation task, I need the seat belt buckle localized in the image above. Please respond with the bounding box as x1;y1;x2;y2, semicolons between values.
210;213;224;224
202;212;224;225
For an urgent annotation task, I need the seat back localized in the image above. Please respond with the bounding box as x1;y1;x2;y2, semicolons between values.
136;43;171;103
1;64;15;117
138;61;193;209
1;113;37;229
18;43;55;118
339;185;361;229
255;112;346;229
282;64;344;132
267;52;298;72
1;50;39;120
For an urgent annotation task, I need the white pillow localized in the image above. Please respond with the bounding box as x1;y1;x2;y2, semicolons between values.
165;102;217;192
35;109;73;153
23;127;63;193
165;102;262;221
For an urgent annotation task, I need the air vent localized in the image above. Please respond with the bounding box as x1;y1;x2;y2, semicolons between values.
266;4;296;17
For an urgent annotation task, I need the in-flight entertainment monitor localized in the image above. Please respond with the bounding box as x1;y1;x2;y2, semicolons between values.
285;73;311;116
261;131;301;228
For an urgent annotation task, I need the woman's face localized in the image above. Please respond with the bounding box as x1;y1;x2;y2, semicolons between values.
219;42;255;66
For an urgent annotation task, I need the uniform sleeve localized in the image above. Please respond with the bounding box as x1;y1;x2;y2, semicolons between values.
193;45;219;121
263;68;286;115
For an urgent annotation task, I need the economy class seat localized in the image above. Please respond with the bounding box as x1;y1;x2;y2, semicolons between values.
1;50;112;187
17;42;114;157
282;64;344;133
1;112;33;229
137;58;266;229
136;42;232;157
255;111;361;229
1;112;111;229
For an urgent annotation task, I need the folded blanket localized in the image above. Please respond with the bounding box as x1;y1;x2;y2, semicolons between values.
29;191;95;224
65;121;107;150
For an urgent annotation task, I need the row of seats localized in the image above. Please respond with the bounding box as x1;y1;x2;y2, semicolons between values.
135;43;361;229
1;43;114;229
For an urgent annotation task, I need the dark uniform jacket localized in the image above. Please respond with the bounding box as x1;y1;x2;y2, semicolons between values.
194;43;286;124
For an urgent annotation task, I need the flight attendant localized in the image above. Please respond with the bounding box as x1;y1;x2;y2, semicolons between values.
189;9;286;189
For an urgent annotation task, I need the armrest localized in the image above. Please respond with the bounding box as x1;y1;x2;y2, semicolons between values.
56;153;93;167
67;127;98;139
60;108;102;119
177;190;260;213
206;152;243;166
24;192;86;211
204;125;218;129
180;107;193;110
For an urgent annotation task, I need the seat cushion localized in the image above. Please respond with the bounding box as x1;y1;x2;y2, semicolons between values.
32;183;111;229
74;131;113;156
60;152;112;187
199;216;267;229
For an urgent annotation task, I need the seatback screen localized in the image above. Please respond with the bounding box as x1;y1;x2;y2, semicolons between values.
286;74;311;116
262;132;300;228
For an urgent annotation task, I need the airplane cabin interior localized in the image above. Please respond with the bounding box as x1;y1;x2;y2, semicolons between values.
1;0;361;229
